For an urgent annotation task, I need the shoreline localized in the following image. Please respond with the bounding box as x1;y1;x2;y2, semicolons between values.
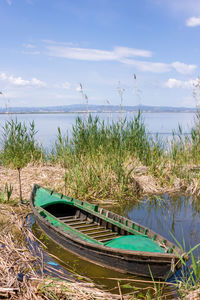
0;110;196;115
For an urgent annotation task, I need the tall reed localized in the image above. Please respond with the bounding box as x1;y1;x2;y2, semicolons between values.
70;112;152;162
1;119;42;202
52;112;163;200
51;110;200;199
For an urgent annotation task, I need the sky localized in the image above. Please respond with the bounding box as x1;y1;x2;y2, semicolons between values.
0;0;200;108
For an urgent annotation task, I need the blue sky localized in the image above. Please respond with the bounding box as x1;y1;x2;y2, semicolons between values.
0;0;200;108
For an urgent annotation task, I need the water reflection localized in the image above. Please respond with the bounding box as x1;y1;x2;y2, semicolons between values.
113;194;200;257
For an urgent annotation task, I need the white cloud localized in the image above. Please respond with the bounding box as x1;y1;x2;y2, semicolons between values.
120;58;171;73
186;16;200;27
171;61;197;74
0;72;46;87
42;39;77;46
114;46;152;58
45;44;196;74
30;78;46;87
122;60;196;74
46;45;153;62
76;85;82;92
47;46;117;61
165;78;196;89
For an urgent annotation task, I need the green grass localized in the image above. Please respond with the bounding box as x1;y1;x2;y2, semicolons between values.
169;232;200;298
44;110;200;201
0;119;43;202
2;112;200;203
50;111;155;200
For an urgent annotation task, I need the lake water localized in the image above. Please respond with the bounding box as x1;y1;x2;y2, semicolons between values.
116;195;200;257
0;112;197;149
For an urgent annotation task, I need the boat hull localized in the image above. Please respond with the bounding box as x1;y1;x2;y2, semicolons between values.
34;211;180;279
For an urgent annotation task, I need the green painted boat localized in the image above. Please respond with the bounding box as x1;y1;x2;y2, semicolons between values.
31;184;185;279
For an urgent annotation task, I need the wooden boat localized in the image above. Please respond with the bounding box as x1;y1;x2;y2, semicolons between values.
31;184;185;279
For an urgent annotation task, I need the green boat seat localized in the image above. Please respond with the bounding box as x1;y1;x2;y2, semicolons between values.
104;235;165;253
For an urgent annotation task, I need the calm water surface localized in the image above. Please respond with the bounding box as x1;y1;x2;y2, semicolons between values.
115;194;200;256
0;112;196;149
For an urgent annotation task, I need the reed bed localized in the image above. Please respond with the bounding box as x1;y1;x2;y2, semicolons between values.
1;113;200;202
0;162;188;204
49;112;200;200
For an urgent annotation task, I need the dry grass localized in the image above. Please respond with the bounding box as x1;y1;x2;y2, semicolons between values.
0;204;132;299
184;287;200;300
0;204;39;299
0;163;65;201
0;162;191;204
37;279;130;300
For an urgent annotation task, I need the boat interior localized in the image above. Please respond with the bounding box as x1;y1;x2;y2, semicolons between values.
33;186;178;254
44;203;128;243
37;199;176;253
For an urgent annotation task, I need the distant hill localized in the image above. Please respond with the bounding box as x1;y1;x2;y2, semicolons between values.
0;104;196;114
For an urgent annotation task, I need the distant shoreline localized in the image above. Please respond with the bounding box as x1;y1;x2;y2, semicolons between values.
0;110;196;115
0;104;197;115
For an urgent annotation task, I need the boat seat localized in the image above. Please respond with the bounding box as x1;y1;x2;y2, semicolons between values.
60;218;82;223
87;229;110;236
94;232;118;239
80;226;105;233
67;221;87;226
73;223;98;230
